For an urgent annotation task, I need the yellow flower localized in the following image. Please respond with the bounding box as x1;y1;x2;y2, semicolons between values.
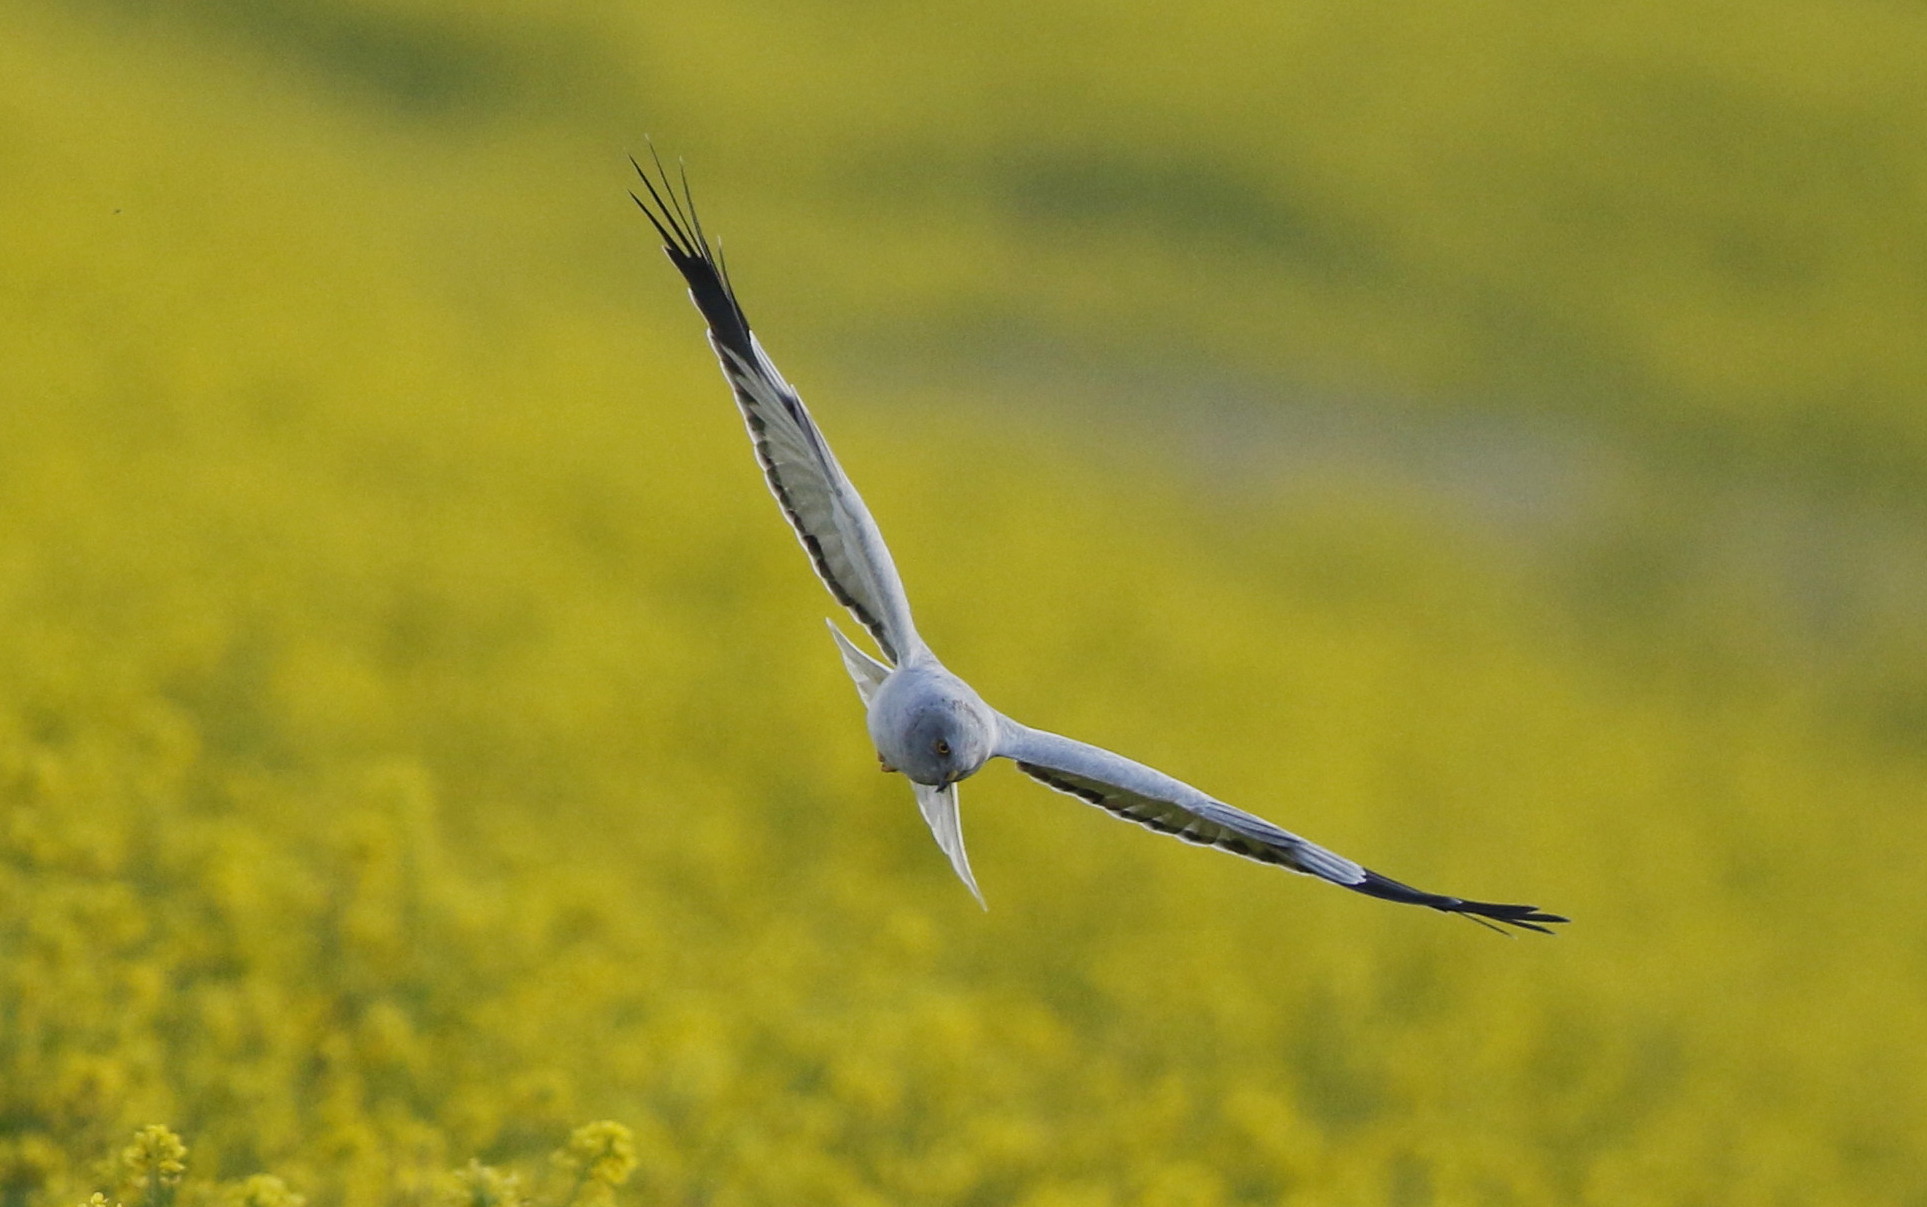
550;1122;637;1207
442;1161;522;1207
119;1126;188;1207
226;1174;306;1207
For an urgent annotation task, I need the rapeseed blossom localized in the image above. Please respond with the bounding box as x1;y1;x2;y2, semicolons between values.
551;1125;636;1207
4;0;1927;1203
118;1129;186;1207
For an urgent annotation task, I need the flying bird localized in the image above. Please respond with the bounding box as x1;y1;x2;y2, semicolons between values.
632;156;1566;934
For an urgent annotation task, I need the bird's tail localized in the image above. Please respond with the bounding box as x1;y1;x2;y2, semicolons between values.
913;781;986;909
825;618;891;706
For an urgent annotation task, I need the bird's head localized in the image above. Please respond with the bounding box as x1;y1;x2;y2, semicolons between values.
897;700;994;787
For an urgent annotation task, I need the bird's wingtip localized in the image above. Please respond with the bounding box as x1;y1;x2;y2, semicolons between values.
1352;869;1569;935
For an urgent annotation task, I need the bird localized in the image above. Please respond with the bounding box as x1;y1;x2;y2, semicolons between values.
631;154;1567;934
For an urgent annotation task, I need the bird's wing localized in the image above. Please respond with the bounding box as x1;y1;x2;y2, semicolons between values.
994;718;1566;933
633;156;919;664
914;781;986;908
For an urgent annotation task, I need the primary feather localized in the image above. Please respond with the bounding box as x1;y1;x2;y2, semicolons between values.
632;156;919;665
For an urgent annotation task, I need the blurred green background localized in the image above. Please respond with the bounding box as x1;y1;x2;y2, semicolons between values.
4;0;1926;1203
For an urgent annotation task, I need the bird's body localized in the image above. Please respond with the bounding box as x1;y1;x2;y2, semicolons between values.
633;155;1567;934
867;656;997;787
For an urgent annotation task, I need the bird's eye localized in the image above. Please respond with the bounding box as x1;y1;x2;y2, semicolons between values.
934;739;951;757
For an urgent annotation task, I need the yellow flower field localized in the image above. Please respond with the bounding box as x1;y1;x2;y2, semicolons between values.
4;1;1926;1203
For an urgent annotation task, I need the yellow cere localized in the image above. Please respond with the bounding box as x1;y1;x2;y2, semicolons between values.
4;1;1927;1205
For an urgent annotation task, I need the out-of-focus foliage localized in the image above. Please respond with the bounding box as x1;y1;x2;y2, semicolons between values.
20;1124;630;1207
33;0;1927;492
3;1;1926;1205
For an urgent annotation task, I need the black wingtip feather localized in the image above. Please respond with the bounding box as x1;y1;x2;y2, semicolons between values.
630;151;756;362
1351;870;1568;935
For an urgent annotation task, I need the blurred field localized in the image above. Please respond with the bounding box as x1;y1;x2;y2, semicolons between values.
5;1;1927;1204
